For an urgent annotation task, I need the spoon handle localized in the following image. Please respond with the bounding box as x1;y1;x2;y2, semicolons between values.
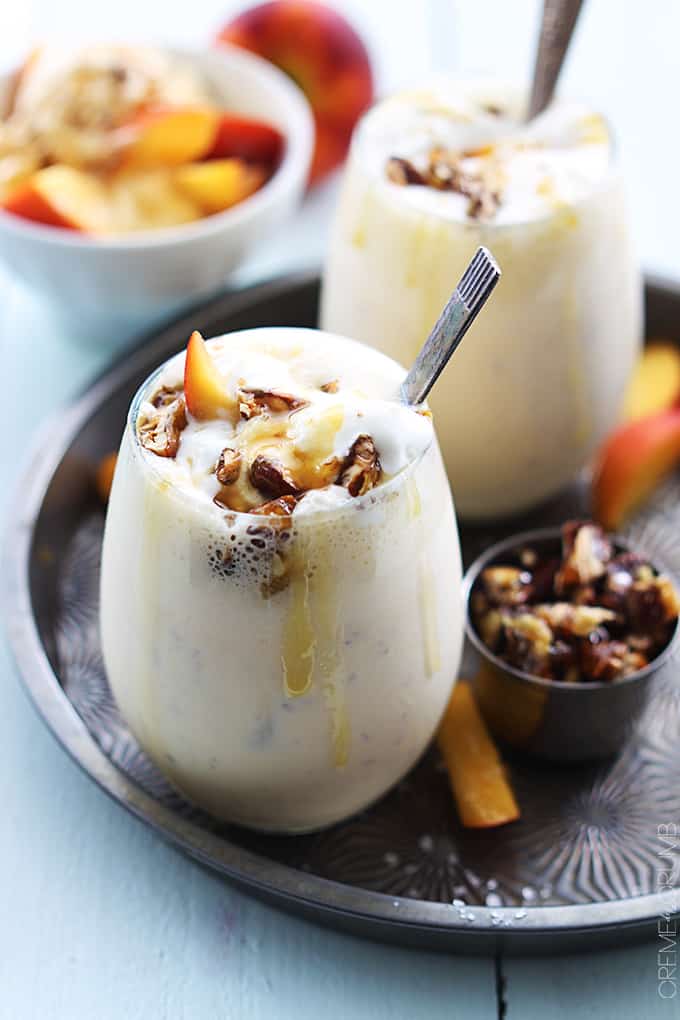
527;0;584;120
401;247;501;407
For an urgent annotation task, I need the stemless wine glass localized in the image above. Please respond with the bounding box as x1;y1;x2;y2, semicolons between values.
321;83;642;520
100;329;463;833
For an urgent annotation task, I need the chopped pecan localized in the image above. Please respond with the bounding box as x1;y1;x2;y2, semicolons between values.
527;558;560;602
260;552;291;598
466;184;501;221
338;434;382;497
519;547;539;569
250;455;299;498
549;639;578;680
571;583;598;606
556;522;612;591
250;494;298;516
238;390;260;420
503;612;553;678
580;635;646;682
478;609;504;650
387;144;503;219
481;566;532;608
470;520;679;683
215;447;241;485
534;603;617;638
627;633;654;654
151;386;182;408
138;392;187;458
320;379;339;394
386;156;425;186
428;152;460;189
238;388;308;420
625;575;680;632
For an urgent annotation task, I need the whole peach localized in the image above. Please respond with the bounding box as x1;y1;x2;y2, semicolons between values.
217;1;374;184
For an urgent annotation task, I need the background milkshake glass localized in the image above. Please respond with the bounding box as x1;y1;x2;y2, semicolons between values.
321;82;642;519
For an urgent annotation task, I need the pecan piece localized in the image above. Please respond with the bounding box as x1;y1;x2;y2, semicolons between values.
556;521;612;591
250;455;299;498
138;392;187;458
526;557;560;602
502;612;553;678
534;603;617;638
238;388;308;419
466;185;501;221
215;447;241;485
238;390;260;420
250;494;298;516
386;156;425;186
478;608;504;650
320;379;339;394
338;435;382;497
260;552;291;598
625;575;680;633
481;566;532;608
151;386;181;408
580;635;645;682
549;639;578;681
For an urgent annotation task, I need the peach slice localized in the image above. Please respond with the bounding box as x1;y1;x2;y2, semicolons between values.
111;170;200;230
208;114;284;166
3;166;203;234
174;158;268;214
2;165;110;231
184;331;235;420
119;107;219;170
623;342;680;421
437;681;520;829
592;407;680;530
95;453;118;503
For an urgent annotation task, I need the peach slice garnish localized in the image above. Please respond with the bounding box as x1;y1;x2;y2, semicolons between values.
95;453;118;503
592;407;680;530
437;681;520;829
184;331;236;420
623;342;680;421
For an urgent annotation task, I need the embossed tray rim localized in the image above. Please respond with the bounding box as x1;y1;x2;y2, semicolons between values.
4;271;679;955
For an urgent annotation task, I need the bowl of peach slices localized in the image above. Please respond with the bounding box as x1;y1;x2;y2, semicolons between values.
0;43;313;332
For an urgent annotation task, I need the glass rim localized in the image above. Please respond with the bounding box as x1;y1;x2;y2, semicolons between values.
126;351;436;525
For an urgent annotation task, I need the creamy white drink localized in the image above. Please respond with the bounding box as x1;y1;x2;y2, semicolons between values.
321;82;642;519
100;327;463;832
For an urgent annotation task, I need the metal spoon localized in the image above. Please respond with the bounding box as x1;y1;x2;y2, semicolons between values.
527;0;585;120
401;247;501;406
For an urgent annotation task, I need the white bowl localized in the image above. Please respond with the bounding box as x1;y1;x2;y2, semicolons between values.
0;45;314;340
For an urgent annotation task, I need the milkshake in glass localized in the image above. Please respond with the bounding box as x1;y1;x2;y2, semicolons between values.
321;82;642;519
100;327;463;832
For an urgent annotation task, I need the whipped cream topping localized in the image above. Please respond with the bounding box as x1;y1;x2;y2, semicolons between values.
136;327;433;516
357;81;611;225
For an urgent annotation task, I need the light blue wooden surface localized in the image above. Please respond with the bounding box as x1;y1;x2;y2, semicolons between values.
2;235;678;1020
3;1;680;1015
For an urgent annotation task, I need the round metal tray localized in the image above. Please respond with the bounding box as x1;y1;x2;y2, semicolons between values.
4;272;680;954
